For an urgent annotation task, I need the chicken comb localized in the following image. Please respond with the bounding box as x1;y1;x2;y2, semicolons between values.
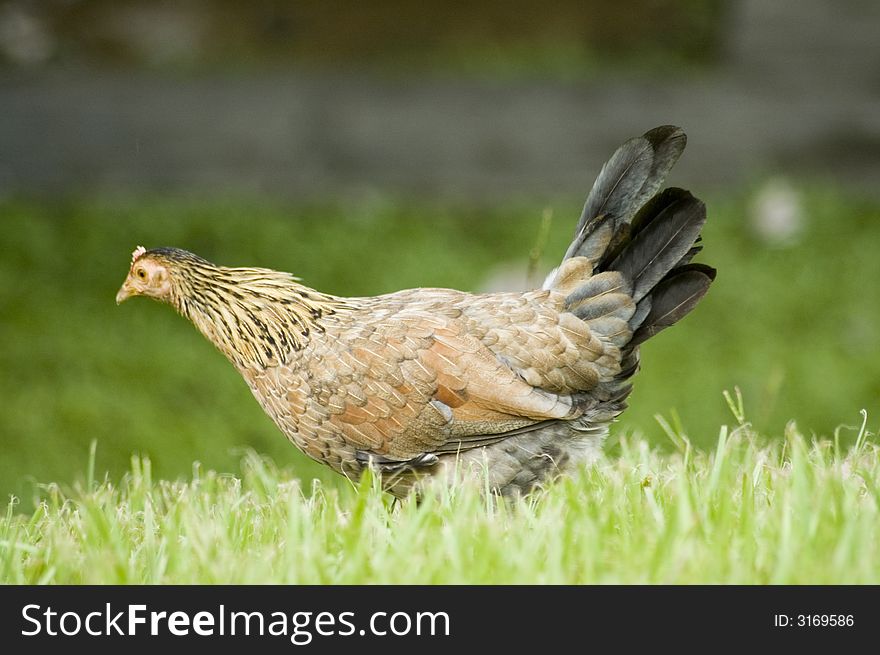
131;245;147;266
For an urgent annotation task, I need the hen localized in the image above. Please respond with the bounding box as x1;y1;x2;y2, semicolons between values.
116;126;715;497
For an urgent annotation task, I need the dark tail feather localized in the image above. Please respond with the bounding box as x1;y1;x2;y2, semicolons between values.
632;126;689;217
564;126;686;265
628;186;690;238
556;126;715;361
630;264;715;346
610;191;707;303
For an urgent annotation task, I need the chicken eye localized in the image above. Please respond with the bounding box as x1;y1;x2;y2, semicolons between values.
136;268;147;280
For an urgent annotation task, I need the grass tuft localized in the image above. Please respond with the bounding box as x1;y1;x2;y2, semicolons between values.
2;418;877;584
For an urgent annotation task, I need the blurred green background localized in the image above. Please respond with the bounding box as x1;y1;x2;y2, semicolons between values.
1;0;879;508
8;0;725;74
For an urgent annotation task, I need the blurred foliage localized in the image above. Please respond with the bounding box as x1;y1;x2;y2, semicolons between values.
1;186;879;510
5;0;728;74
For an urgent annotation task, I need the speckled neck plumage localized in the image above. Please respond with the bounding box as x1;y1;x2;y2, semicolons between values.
156;249;347;370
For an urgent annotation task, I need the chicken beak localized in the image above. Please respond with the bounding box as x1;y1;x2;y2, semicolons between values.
116;280;135;305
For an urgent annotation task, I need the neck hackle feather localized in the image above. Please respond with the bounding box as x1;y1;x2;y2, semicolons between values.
143;247;347;370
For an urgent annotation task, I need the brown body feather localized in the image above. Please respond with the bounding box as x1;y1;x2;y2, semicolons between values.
116;127;715;497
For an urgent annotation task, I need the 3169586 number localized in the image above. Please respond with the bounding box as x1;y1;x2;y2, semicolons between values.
797;615;853;627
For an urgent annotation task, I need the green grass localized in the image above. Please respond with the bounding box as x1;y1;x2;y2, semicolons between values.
2;405;878;584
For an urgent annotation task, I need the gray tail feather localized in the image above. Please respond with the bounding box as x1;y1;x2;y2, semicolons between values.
565;126;715;349
630;263;715;346
610;188;707;304
564;125;687;265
